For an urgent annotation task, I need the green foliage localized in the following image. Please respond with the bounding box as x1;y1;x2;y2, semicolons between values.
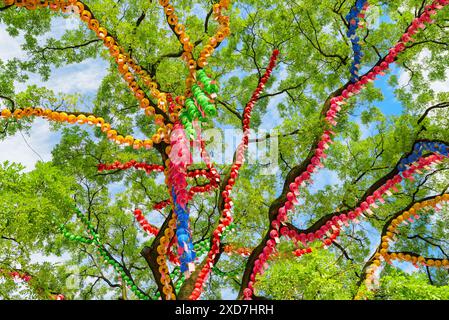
375;269;449;300
255;249;358;300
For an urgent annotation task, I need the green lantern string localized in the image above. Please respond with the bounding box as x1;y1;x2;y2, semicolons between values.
180;70;219;138
62;207;152;300
191;84;217;117
197;69;219;96
60;225;94;244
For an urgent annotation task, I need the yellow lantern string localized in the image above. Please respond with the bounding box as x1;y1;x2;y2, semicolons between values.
0;107;160;149
158;0;196;96
158;0;231;97
197;0;231;69
353;252;383;300
355;194;449;300
10;0;169;129
380;194;449;262
155;165;178;300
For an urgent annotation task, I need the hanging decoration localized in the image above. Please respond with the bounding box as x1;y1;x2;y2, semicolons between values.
0;108;158;150
190;48;280;300
355;193;449;299
62;207;152;300
346;0;369;82
180;70;219;138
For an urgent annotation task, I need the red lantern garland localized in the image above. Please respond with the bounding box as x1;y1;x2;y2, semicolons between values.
244;152;444;298
0;269;65;300
189;49;280;300
98;160;165;174
286;154;444;252
133;209;159;236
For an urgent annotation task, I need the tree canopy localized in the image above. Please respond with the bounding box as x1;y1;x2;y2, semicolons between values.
1;0;449;300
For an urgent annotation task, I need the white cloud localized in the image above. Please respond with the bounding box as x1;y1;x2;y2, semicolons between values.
392;260;419;274
398;48;449;93
0;18;108;95
30;251;71;264
13;57;108;95
43;58;108;94
0;119;60;172
0;24;26;61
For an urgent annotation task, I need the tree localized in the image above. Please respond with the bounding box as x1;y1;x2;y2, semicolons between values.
1;0;449;300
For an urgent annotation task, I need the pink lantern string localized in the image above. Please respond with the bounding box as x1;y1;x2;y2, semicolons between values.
0;269;65;300
98;160;165;174
189;49;280;300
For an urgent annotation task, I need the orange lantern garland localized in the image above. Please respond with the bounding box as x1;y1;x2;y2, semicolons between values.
197;0;231;69
8;0;169;130
0;107;158;149
354;194;449;300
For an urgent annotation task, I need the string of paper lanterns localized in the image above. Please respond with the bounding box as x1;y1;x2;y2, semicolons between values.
167;122;196;277
0;107;159;150
180;70;219;138
62;207;152;300
190;49;280;300
346;0;369;82
283;153;444;267
157;0;231;95
381;194;449;266
6;0;170;128
355;193;449;299
197;0;231;69
152;208;177;300
98;161;164;174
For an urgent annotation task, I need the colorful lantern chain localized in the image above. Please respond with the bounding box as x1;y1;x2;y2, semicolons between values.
190;49;280;300
346;0;369;82
382;194;449;265
167;122;196;277
98;161;164;174
96;154;219;299
0;107;160;150
132;209;159;237
153;209;178;300
399;141;449;171
286;152;445;252
5;0;170;128
62;207;152;300
197;0;231;69
355;193;449;299
180;70;219;138
157;0;231;95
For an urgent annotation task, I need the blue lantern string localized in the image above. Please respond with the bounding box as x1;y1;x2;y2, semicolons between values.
398;141;449;172
346;0;369;83
171;187;196;274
